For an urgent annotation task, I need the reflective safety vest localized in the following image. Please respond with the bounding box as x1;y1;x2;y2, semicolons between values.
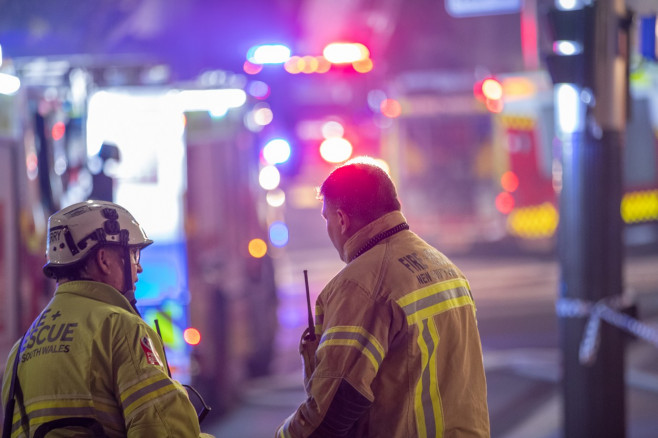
277;211;490;437
1;281;211;438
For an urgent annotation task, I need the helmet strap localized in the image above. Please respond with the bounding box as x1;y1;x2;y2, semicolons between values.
119;230;140;316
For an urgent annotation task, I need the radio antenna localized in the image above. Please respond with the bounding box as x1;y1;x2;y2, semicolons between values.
304;269;316;341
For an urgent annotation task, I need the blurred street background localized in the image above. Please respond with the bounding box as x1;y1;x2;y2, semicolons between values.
205;242;658;437
0;0;657;437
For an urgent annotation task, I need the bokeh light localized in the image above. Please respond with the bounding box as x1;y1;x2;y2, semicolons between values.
247;81;270;99
321;121;344;139
253;106;274;126
259;165;281;190
247;44;291;64
323;42;370;63
183;328;201;346
263;138;291;164
243;60;263;75
501;171;520;192
495;192;515;214
284;56;302;74
353;58;374;73
301;56;319;74
269;221;289;247
248;238;268;258
266;189;286;207
320;137;353;163
380;99;402;118
482;78;503;100
51;121;66;141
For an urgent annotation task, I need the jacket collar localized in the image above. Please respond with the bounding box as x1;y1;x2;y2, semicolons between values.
54;280;138;314
343;210;408;263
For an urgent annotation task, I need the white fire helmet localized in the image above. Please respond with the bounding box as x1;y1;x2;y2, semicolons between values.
43;200;153;278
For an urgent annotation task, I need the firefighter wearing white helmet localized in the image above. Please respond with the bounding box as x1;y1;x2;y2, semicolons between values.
42;200;153;312
2;200;214;438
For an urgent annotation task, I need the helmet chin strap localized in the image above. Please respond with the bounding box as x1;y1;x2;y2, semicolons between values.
119;230;141;316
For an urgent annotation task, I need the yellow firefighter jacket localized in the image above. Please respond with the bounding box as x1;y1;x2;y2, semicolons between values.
277;211;490;437
1;280;212;438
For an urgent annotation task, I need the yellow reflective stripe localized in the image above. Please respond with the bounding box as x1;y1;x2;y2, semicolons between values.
426;319;443;437
317;326;385;372
324;326;385;357
397;278;470;307
120;373;176;417
321;339;380;371
18;398;94;415
10;397;125;436
407;295;474;325
414;319;444;438
314;304;324;334
118;367;161;394
414;325;429;438
10;399;97;436
397;279;474;325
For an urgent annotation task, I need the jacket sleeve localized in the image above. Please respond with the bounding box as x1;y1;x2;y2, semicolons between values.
1;342;19;410
109;314;213;438
276;279;388;437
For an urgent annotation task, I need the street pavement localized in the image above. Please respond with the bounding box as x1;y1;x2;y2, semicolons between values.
204;337;658;437
204;248;658;437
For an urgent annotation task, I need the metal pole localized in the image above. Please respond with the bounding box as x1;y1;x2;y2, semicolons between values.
555;0;629;436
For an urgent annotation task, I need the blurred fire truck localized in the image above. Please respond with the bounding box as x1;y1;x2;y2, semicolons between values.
387;66;658;253
0;58;278;416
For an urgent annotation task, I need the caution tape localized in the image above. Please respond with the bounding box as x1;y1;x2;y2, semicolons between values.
556;297;658;366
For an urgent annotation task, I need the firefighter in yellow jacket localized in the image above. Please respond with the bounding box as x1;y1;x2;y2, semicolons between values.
277;159;490;437
1;200;213;437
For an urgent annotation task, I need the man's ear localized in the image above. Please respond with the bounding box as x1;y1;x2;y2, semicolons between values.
95;247;113;275
336;208;351;235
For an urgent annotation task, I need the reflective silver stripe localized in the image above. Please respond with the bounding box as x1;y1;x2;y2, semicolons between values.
397;278;474;325
417;319;443;438
11;406;96;435
121;376;174;414
9;396;125;435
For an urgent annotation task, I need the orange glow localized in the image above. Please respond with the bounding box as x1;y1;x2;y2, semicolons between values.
495;192;515;214
380;99;402;118
315;56;331;73
243;60;263;75
301;56;319;74
284;56;302;74
284;55;331;74
501;171;519;192
51;122;66;141
502;77;536;98
248;238;268;258
353;58;373;73
183;328;201;346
